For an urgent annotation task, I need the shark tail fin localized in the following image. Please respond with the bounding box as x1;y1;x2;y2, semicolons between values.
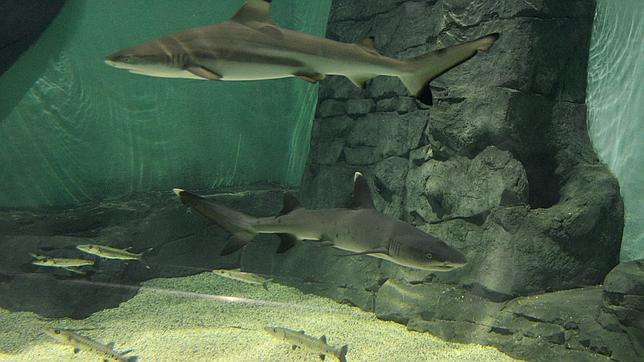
173;188;257;255
399;33;499;105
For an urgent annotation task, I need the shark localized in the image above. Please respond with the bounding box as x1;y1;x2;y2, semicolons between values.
173;172;466;271
104;0;499;105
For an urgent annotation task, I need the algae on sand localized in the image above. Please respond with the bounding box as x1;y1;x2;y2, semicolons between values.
0;272;517;361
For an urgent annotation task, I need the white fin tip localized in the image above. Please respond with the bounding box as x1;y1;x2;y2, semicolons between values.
172;188;184;196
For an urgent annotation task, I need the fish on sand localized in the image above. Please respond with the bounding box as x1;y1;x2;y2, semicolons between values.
105;0;499;105
44;328;137;362
265;326;348;362
212;268;272;290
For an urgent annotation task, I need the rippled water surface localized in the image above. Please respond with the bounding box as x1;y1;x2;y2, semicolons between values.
587;0;644;261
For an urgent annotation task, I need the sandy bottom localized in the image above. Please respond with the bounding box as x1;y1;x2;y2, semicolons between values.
0;272;516;361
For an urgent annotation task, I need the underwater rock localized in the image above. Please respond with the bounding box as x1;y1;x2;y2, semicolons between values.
405;146;528;223
599;260;644;355
404;285;638;361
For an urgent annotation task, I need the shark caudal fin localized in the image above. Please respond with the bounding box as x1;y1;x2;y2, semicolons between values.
173;188;257;255
399;33;499;105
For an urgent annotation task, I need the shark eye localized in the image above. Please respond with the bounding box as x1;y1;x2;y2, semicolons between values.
122;56;131;63
424;253;433;261
54;329;60;334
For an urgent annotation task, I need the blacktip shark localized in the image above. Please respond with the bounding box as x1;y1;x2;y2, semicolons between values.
264;326;348;362
105;0;499;105
173;172;466;271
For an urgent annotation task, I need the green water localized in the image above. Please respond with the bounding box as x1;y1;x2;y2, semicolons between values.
0;0;331;208
587;0;644;261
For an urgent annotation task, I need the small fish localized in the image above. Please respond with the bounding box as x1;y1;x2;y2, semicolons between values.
212;268;272;290
76;244;145;261
30;253;94;275
265;326;348;362
45;328;137;362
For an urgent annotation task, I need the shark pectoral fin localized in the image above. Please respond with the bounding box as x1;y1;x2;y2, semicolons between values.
186;66;222;80
320;354;326;360
337;247;388;257
232;0;274;25
220;237;248;256
350;172;375;209
278;192;301;216
276;233;298;253
294;71;325;84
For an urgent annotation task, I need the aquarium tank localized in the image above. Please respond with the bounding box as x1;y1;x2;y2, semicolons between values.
0;0;642;361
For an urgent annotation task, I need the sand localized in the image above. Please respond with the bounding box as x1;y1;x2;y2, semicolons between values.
0;272;517;361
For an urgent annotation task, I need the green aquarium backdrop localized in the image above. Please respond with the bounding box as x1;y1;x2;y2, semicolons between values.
0;0;331;208
587;0;644;261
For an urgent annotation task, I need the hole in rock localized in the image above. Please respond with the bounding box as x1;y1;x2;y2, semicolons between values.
521;152;561;208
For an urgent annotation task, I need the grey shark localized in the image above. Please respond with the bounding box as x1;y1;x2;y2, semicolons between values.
105;0;499;105
173;172;466;271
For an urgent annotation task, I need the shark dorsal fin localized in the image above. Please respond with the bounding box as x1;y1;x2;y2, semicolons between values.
107;342;115;350
232;0;274;25
279;192;301;216
350;172;374;209
319;335;327;343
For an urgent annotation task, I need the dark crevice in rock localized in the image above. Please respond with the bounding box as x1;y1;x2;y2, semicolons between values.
521;152;561;208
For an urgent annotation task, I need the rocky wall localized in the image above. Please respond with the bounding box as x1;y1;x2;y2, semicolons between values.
261;0;623;302
242;0;635;360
